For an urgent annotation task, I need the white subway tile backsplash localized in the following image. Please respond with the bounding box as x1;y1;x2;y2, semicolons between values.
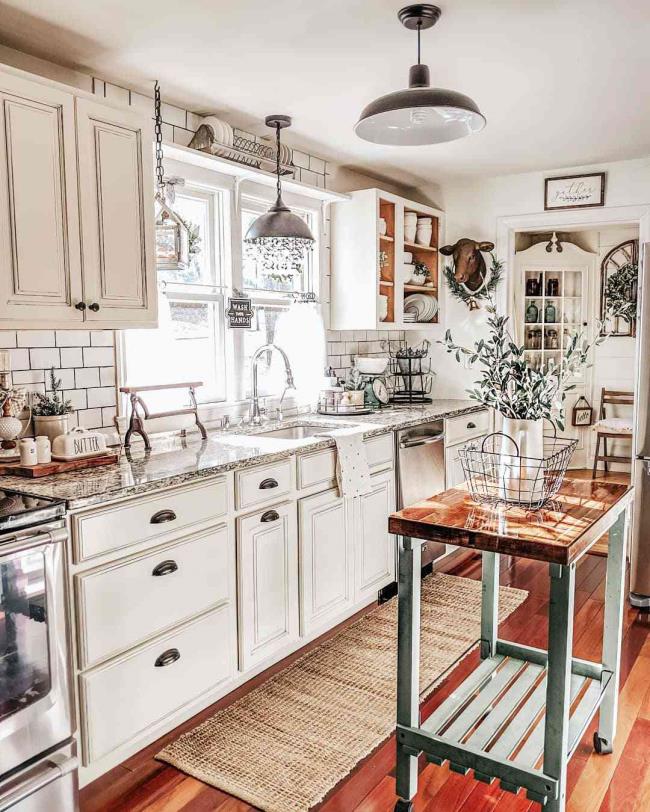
75;367;100;388
101;407;117;428
78;408;103;429
9;349;29;370
64;389;87;410
49;369;75;390
60;348;83;368
87;387;116;408
83;347;114;367
56;330;90;347
0;332;16;348
29;348;60;369
90;331;114;347
173;127;193;147
100;367;116;387
17;330;55;348
12;370;45;385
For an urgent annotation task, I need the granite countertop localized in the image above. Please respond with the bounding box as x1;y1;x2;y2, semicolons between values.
0;400;482;510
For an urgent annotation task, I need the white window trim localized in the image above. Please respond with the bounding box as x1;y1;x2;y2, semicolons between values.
117;155;329;425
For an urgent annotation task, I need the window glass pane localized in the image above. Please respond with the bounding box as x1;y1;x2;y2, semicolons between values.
242;208;312;294
158;190;216;286
242;304;290;398
122;292;225;409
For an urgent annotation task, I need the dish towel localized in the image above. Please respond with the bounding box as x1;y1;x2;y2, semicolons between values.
317;427;372;498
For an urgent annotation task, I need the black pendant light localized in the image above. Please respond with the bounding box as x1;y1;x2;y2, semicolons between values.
355;4;486;146
245;116;314;262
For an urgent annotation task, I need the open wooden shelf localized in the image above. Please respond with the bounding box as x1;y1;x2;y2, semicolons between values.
379;234;394;243
379;280;394;287
404;284;437;293
404;240;437;253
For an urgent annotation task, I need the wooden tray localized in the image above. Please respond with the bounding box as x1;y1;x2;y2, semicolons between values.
0;452;119;478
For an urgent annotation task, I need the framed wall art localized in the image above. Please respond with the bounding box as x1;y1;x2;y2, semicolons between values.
544;172;606;211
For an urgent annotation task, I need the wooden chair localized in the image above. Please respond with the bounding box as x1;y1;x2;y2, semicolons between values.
592;388;634;477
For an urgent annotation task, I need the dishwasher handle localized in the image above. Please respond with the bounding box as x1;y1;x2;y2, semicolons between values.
399;433;444;449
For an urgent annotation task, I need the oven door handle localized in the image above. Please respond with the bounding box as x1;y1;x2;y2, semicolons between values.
399;434;444;449
0;753;78;807
0;527;67;557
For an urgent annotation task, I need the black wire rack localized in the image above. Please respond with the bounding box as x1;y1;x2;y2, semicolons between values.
458;431;578;510
383;339;434;404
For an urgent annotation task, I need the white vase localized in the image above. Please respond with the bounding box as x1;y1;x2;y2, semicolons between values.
415;224;433;246
34;414;70;444
499;418;545;505
404;212;417;243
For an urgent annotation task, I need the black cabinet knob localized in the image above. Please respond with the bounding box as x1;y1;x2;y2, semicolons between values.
75;302;87;311
88;302;100;312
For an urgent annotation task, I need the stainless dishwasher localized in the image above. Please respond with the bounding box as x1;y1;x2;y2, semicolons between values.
396;420;446;567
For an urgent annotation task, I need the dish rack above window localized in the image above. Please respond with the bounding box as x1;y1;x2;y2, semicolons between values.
189;125;295;175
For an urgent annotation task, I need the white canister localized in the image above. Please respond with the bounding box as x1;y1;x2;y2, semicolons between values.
35;436;52;464
404;211;417;243
415;224;433;246
19;438;38;466
378;217;387;236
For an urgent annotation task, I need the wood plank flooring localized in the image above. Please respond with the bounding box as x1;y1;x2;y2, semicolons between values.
81;540;650;812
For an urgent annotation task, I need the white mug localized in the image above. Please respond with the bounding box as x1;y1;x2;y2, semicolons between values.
35;436;52;464
19;438;38;466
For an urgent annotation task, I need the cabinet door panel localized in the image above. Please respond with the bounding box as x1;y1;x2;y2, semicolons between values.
299;488;354;634
356;470;395;602
0;75;82;324
237;503;299;670
76;99;156;325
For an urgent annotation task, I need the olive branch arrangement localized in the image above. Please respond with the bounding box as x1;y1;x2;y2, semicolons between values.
604;262;637;323
439;300;604;431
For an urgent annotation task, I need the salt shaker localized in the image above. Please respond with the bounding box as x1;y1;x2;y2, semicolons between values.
35;436;52;464
19;438;38;466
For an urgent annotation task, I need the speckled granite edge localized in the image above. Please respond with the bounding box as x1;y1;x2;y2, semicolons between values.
0;401;483;510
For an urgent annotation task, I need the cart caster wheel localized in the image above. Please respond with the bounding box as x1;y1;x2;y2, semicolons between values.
394;801;414;812
593;732;611;754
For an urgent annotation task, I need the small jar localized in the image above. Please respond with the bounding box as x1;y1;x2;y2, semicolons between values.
35;435;52;464
19;438;37;466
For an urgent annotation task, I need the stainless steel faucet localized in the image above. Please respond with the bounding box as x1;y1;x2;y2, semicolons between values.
249;343;295;425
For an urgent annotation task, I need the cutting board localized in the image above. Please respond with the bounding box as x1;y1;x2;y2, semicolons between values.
0;452;119;478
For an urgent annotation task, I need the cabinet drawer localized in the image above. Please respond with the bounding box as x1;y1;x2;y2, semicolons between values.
76;524;233;669
72;478;228;562
235;460;293;511
297;432;394;491
80;606;234;764
445;411;490;447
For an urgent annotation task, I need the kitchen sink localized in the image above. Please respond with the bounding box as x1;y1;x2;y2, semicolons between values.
251;423;337;440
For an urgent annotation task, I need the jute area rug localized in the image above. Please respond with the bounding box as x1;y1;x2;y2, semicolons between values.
158;573;527;812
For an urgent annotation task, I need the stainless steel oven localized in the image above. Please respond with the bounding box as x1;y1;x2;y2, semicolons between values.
0;514;77;810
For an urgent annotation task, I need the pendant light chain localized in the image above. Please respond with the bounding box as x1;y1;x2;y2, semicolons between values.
417;20;421;65
154;80;164;194
275;123;282;201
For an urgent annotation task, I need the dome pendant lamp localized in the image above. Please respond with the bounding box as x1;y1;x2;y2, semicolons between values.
355;4;486;146
245;116;314;271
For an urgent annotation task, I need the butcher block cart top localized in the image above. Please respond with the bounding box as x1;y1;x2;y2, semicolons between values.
388;478;633;812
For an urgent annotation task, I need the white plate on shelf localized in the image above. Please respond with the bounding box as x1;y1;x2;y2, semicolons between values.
405;293;438;322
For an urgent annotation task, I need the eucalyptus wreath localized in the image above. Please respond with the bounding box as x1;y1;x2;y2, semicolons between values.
444;254;504;309
604;262;638;323
440;298;604;431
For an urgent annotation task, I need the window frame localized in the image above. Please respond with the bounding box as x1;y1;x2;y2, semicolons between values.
117;159;322;421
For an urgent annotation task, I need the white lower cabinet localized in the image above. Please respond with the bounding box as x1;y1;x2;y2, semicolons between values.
80;605;235;764
355;470;396;602
298;488;354;635
237;502;299;670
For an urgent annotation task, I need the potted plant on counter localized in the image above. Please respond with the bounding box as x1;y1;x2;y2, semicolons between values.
32;368;73;442
440;301;603;501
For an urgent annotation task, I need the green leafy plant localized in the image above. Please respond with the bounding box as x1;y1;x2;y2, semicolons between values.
604;262;637;323
439;299;604;431
32;368;73;417
412;261;428;280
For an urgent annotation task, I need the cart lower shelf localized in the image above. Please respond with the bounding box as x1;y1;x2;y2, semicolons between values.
398;648;611;806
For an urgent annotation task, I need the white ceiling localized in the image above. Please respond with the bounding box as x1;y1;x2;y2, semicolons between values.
1;0;649;186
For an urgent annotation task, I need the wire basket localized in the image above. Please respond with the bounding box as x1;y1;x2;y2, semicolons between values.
458;431;578;510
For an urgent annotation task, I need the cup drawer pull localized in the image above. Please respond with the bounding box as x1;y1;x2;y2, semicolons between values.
154;648;180;668
467;422;477;429
150;509;177;524
261;510;280;523
259;478;279;490
152;559;178;577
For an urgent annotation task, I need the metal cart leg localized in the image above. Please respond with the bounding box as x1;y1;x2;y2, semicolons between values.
395;536;422;810
480;551;499;659
542;562;576;812
595;508;628;754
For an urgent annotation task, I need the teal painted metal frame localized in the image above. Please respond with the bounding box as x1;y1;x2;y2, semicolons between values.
394;505;629;812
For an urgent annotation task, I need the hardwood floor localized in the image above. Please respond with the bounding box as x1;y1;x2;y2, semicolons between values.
81;534;648;811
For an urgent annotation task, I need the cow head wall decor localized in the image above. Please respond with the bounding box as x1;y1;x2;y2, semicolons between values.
439;239;495;293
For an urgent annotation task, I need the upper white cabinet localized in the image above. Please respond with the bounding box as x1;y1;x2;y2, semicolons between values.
76;99;155;325
330;187;444;334
0;65;156;329
0;72;84;324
